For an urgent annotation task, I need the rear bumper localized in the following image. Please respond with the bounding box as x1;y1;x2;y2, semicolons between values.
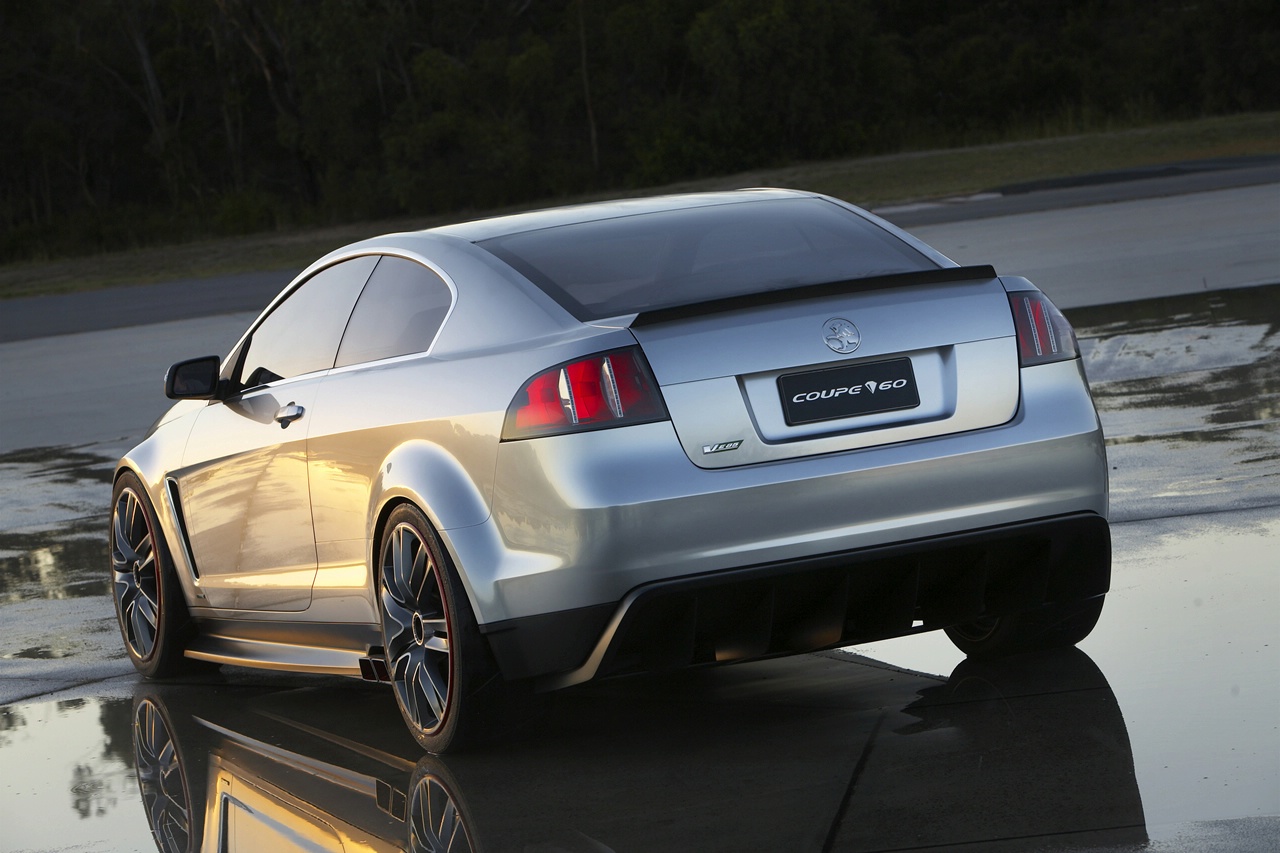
445;356;1108;683
449;358;1105;626
483;511;1110;685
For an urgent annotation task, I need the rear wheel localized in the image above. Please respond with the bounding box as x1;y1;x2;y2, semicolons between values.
944;596;1105;659
378;504;499;754
111;473;193;677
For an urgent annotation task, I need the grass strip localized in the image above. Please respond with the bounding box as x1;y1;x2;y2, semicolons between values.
2;112;1276;300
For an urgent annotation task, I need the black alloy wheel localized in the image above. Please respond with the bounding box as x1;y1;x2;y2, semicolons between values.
111;472;192;677
378;504;497;753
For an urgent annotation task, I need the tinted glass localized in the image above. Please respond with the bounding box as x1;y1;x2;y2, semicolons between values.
335;256;453;367
238;255;377;388
478;197;936;320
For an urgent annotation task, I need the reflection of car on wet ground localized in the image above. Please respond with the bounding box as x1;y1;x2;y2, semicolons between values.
132;684;470;852
129;649;1145;851
110;189;1110;752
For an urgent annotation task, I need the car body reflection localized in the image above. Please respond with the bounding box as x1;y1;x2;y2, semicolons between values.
131;683;468;852
131;648;1145;851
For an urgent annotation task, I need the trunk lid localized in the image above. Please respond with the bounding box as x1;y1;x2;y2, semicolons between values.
629;270;1019;468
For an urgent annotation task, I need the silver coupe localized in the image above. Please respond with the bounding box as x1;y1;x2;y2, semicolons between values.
111;189;1110;752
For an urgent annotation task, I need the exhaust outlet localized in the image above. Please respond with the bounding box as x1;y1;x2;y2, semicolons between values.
359;649;391;682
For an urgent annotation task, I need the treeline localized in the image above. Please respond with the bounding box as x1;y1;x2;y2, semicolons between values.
4;0;1277;262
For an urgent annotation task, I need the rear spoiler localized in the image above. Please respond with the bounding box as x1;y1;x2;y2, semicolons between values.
631;264;998;327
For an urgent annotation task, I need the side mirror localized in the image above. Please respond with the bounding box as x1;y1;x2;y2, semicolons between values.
165;355;222;400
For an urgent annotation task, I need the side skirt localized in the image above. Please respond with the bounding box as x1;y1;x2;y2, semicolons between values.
184;617;383;679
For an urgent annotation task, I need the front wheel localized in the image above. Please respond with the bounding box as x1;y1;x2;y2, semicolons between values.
111;472;194;677
944;596;1105;659
378;504;500;754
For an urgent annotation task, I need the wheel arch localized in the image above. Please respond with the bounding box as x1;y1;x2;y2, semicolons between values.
114;443;164;496
367;439;493;614
113;442;202;608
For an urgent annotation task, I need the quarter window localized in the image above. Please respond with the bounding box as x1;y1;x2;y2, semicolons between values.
335;256;453;368
238;256;377;389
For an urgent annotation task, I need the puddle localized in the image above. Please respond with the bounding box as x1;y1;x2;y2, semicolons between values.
0;697;148;851
1080;323;1272;384
0;446;118;485
0;517;109;602
1068;284;1280;521
0;446;115;602
0;652;1150;852
1067;283;1278;334
1072;283;1279;427
0;445;117;537
11;647;72;660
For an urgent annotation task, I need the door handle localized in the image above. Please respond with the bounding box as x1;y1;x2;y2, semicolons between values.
274;403;305;428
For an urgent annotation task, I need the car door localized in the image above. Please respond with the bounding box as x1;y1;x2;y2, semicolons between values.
175;256;378;611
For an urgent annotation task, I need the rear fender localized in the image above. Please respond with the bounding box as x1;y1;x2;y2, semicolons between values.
368;439;493;615
371;439;492;534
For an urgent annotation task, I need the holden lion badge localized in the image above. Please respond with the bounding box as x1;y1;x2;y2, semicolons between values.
823;318;861;354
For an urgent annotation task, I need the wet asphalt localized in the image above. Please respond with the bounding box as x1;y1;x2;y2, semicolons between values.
0;165;1277;852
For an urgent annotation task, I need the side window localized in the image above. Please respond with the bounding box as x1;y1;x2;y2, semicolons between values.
238;256;378;389
334;255;453;368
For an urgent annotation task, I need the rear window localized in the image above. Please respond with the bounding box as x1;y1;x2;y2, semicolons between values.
477;197;936;320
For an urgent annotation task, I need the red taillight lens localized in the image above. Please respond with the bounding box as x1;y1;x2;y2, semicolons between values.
503;347;668;439
1008;291;1079;367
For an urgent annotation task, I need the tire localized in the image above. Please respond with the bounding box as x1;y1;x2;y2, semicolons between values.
111;472;194;678
378;504;500;754
944;596;1105;660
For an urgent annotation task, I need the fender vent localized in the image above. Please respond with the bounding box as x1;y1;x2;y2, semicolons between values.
164;478;200;580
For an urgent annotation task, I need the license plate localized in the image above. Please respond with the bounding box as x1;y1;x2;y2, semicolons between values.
778;358;920;426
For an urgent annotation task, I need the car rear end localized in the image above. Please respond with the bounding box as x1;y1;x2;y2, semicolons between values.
441;191;1108;686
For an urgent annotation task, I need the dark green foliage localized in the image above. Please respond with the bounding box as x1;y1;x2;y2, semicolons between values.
2;0;1276;262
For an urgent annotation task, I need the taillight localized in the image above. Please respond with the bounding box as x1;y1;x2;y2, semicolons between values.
502;347;668;440
1008;291;1079;366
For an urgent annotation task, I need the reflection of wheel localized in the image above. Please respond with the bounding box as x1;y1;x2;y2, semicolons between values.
379;504;497;753
945;596;1105;659
134;697;195;853
111;473;193;677
409;759;475;853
